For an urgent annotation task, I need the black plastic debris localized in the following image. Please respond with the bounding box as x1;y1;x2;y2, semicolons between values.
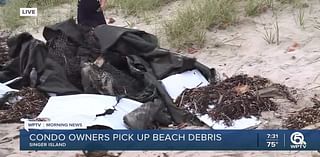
0;31;10;65
124;99;163;129
0;19;216;125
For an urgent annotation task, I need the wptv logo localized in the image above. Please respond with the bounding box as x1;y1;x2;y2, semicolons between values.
20;8;37;16
290;132;307;149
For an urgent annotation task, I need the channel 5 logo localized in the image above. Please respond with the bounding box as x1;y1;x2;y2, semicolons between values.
290;132;307;149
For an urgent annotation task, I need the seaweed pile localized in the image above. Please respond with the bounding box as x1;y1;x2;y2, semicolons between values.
0;31;10;65
0;87;48;123
284;96;320;129
176;74;295;126
81;151;122;157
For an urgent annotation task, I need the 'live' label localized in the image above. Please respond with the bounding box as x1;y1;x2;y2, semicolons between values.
20;8;37;16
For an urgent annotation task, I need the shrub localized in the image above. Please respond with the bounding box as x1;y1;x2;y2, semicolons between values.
164;0;236;48
0;0;28;29
109;0;173;16
245;0;269;16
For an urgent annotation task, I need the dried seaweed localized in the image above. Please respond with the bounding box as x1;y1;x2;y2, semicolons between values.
176;75;294;126
284;96;320;129
81;151;122;157
0;87;48;123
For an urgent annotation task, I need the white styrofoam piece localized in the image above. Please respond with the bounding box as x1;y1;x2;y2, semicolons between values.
36;94;142;130
0;83;18;98
161;69;209;100
199;114;261;130
3;77;23;85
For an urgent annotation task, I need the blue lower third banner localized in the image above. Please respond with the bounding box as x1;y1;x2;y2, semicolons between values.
20;130;320;150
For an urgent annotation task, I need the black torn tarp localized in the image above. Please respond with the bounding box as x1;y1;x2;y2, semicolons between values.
0;31;11;65
94;24;158;56
0;19;216;125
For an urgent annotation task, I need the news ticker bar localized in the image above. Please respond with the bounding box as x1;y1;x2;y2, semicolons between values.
20;130;319;150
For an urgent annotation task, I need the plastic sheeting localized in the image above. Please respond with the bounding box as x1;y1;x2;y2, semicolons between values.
0;83;17;98
161;69;209;101
198;114;261;130
31;94;142;130
22;69;259;130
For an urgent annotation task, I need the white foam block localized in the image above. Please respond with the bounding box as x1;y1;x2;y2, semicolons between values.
0;83;18;98
36;94;142;130
198;114;261;130
161;69;209;100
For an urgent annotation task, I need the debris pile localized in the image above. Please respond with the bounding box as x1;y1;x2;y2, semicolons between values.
80;151;122;157
176;75;295;126
0;88;48;123
284;96;320;129
0;31;10;65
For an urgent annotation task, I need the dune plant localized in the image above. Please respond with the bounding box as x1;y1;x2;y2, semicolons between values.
262;18;280;45
260;7;280;45
264;0;274;8
245;0;275;16
26;0;71;8
163;7;204;48
263;22;280;45
0;0;75;29
0;0;28;29
108;0;173;16
314;20;320;30
277;0;300;4
262;26;276;44
275;15;280;45
164;0;236;48
245;0;264;16
296;7;305;28
277;0;308;8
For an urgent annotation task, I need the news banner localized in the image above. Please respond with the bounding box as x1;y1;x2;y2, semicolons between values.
20;129;320;150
